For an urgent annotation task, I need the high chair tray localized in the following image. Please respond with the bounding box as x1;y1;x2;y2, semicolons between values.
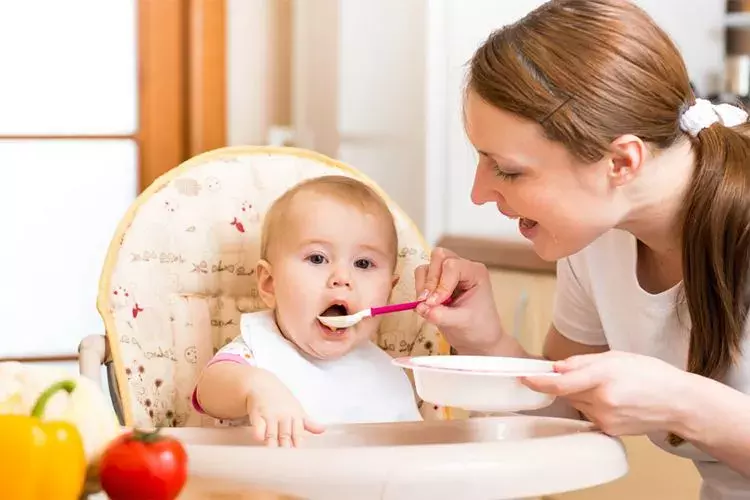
158;415;628;500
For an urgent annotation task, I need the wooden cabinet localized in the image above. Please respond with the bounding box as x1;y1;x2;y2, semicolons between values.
487;267;702;500
488;268;555;355
547;435;702;500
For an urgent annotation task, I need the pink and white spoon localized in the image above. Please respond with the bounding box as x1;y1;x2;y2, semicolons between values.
317;297;453;329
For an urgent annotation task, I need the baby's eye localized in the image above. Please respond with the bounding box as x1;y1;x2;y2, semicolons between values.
306;253;328;265
354;258;374;269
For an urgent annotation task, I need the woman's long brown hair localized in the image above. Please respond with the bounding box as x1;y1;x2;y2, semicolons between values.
468;0;750;446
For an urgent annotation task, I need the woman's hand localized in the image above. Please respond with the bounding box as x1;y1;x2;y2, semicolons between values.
522;351;690;436
414;247;506;355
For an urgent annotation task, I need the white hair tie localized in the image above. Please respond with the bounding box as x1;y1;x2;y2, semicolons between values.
679;98;748;137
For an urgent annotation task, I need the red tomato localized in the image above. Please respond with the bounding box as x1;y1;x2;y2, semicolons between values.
99;428;188;500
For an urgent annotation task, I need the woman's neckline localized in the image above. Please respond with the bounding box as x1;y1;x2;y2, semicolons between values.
628;232;683;301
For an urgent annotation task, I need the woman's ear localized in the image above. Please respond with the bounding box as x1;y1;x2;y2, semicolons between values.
607;134;647;187
256;260;276;308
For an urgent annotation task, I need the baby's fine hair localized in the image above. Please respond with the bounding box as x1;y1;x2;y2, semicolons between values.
260;175;398;267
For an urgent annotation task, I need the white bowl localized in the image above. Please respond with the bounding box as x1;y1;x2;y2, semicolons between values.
393;355;558;412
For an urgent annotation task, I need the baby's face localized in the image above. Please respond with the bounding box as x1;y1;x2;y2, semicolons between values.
260;192;397;360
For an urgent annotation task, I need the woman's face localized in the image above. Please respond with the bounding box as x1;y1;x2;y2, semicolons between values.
464;90;626;261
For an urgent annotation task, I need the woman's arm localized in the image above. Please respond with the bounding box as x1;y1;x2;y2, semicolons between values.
543;325;610;360
471;324;608;359
523;350;750;479
672;373;750;478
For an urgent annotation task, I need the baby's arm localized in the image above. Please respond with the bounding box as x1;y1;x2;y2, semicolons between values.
192;337;324;446
192;337;260;419
194;360;262;420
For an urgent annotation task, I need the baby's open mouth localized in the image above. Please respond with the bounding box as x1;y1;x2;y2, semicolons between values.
317;303;350;334
320;303;348;317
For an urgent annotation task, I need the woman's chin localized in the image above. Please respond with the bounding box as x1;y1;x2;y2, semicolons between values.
531;246;560;262
529;234;572;262
531;232;594;262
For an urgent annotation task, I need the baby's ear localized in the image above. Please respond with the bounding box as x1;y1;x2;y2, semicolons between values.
256;260;276;308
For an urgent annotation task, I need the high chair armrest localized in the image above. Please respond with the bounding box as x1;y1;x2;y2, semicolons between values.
77;334;110;384
78;334;125;425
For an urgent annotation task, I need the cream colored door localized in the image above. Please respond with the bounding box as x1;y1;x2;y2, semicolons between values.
291;0;428;229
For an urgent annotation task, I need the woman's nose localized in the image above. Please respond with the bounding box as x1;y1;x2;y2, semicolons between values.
471;167;498;206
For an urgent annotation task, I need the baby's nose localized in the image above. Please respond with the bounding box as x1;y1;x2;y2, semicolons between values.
331;277;351;287
328;269;352;288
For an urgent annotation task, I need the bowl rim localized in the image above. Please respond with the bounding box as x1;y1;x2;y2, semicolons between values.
392;355;559;377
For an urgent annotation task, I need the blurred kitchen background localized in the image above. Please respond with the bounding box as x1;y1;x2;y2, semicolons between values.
0;0;738;364
0;0;739;388
0;0;738;367
3;2;745;497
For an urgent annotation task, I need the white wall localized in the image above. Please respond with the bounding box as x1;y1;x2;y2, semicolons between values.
427;0;725;244
635;0;725;97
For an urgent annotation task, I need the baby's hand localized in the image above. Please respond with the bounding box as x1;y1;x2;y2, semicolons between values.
247;373;325;447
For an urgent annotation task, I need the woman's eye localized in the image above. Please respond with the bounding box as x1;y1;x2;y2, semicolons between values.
481;154;520;180
493;164;520;181
306;253;327;265
354;258;374;269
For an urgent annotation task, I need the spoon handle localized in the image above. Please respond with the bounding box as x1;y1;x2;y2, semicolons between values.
371;301;421;316
370;296;454;317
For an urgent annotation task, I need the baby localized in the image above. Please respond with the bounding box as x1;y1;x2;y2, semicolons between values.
192;175;422;447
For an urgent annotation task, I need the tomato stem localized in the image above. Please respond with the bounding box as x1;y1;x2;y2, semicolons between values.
30;380;77;419
132;427;164;443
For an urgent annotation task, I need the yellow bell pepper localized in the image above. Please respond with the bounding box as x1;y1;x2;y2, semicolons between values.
0;379;87;500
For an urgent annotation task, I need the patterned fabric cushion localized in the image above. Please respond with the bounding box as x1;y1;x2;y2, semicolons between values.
97;146;451;428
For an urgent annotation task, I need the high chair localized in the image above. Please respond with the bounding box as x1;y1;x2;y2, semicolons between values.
79;146;451;428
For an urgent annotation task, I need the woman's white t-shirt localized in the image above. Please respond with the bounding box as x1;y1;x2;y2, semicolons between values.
553;229;750;500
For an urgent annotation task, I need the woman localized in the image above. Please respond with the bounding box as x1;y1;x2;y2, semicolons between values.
414;0;750;497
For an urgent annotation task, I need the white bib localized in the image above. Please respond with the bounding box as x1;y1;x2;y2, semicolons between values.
240;311;422;425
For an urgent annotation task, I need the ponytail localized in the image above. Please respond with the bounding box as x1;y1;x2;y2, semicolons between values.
671;118;750;446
